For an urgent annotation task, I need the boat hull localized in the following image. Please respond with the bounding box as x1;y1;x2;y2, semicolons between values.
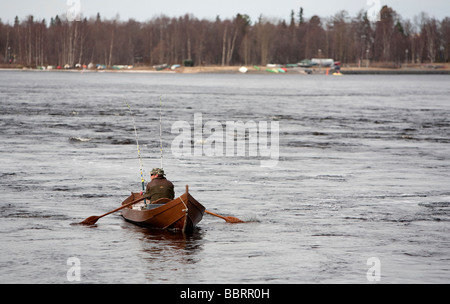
120;190;205;233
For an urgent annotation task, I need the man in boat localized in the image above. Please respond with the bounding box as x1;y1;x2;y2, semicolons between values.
144;168;175;203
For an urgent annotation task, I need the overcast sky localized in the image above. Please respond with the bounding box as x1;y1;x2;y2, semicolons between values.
0;0;448;24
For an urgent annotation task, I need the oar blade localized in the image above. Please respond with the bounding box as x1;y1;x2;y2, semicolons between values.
79;216;100;226
205;210;245;224
224;216;245;224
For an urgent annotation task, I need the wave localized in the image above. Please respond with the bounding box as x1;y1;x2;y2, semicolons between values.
69;136;93;142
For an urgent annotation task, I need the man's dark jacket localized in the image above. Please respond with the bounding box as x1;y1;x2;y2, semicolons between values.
144;176;175;203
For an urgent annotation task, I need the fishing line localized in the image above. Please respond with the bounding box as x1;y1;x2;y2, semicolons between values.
125;101;146;193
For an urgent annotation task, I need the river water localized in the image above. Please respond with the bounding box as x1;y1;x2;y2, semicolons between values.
0;70;449;284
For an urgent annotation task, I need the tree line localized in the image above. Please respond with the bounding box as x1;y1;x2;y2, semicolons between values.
1;6;449;68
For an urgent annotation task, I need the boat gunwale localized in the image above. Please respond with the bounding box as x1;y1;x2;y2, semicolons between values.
120;187;205;232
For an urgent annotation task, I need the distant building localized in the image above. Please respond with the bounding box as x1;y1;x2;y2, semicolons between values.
311;58;334;67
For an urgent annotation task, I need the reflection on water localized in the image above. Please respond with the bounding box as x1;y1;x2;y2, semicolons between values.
120;221;205;281
123;221;205;254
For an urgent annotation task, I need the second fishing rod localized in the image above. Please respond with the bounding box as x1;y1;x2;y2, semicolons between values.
125;98;165;193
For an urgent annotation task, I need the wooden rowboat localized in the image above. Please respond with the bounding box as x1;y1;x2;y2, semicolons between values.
120;185;205;233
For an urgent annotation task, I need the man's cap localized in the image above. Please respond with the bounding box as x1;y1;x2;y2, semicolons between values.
151;168;165;176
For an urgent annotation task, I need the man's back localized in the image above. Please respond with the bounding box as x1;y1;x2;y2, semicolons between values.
145;176;175;203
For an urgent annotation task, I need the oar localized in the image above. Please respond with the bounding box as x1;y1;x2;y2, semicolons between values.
80;196;146;225
205;210;244;223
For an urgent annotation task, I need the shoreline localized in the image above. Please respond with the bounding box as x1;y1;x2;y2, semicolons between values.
340;67;450;75
1;65;449;75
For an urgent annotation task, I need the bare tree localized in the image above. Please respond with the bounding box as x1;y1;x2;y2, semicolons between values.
1;8;448;68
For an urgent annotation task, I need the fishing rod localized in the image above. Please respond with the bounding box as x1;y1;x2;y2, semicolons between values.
126;98;163;193
125;102;146;194
159;96;163;169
